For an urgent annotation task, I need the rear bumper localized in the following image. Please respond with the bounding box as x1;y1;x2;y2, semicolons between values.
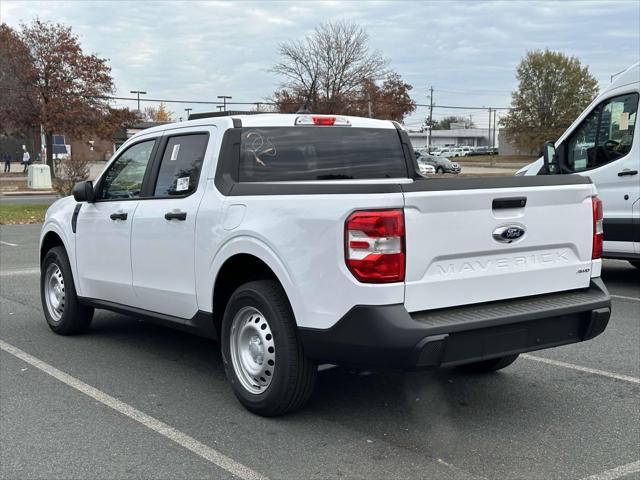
299;279;611;369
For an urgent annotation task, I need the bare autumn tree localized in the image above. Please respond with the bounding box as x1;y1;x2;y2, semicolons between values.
271;21;391;114
2;20;127;176
501;49;599;152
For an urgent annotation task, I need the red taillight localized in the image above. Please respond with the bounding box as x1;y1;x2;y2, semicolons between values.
592;196;603;260
345;209;405;283
312;116;336;126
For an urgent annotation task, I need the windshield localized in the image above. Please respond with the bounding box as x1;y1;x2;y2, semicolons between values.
239;127;408;182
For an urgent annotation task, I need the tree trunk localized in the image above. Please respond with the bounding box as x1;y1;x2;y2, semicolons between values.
45;131;55;178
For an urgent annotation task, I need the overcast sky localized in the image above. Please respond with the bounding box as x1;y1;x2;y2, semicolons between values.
2;0;639;128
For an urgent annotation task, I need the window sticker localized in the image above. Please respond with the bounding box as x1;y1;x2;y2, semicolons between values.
170;144;181;161
619;112;629;131
176;176;189;192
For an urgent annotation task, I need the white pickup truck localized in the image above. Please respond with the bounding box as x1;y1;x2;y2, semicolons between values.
40;113;611;416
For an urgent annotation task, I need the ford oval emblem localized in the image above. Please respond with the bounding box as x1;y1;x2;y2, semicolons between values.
493;224;526;243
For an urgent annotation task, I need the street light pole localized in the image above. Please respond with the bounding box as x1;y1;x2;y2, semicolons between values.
427;86;434;150
217;95;232;112
130;90;147;112
185;108;192;119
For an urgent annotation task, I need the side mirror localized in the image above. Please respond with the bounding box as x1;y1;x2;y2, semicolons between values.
543;141;559;174
72;180;95;203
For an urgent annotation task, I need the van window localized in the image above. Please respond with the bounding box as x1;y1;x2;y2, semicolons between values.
566;93;638;172
153;134;208;196
238;127;408;182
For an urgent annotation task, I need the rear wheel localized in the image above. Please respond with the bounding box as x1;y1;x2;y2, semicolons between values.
221;280;317;416
436;167;444;174
629;261;640;270
40;246;94;335
456;354;519;373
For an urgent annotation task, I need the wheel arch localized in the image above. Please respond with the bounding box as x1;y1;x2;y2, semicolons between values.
40;229;66;264
211;253;295;333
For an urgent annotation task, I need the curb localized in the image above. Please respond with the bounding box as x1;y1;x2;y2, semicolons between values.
0;190;57;196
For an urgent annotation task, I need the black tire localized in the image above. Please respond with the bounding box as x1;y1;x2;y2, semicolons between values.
436;167;444;174
221;280;317;416
456;354;519;373
629;261;640;270
40;246;94;335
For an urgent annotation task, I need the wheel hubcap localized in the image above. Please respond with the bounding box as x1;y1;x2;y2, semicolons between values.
44;263;65;322
229;307;275;394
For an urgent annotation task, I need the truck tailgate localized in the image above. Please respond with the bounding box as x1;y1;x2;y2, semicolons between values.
403;179;596;313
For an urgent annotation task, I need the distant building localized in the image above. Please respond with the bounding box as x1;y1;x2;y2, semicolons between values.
408;128;494;149
113;121;169;149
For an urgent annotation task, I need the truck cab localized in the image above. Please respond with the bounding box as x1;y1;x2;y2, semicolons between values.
518;63;640;266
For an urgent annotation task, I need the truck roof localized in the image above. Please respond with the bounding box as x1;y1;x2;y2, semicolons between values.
128;113;398;140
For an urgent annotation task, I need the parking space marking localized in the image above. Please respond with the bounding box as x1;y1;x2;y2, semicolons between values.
0;267;39;276
581;460;640;480
0;339;269;480
610;294;640;302
521;354;640;385
0;240;19;247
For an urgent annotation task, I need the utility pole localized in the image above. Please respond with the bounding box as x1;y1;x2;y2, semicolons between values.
427;86;434;150
130;90;147;112
492;109;497;152
487;107;492;150
217;95;232;112
185;108;192;119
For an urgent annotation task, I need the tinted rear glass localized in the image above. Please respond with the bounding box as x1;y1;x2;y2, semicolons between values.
239;127;408;182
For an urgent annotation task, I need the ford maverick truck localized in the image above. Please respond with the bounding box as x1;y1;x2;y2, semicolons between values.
40;113;611;415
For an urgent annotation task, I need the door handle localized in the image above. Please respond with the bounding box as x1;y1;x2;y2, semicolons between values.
164;211;187;221
618;169;638;177
110;212;128;221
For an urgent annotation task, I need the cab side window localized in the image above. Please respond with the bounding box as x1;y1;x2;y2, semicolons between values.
566;93;638;172
99;140;156;200
153;134;209;196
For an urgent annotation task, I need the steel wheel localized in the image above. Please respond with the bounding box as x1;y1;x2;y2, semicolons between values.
229;306;276;395
44;263;65;322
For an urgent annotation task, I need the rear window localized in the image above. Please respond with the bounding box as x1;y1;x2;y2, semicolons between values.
238;127;408;182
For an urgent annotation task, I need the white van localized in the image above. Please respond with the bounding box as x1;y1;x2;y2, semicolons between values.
517;63;639;268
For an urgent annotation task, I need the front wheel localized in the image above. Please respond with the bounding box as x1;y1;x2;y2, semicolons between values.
456;354;519;373
221;280;317;416
40;246;94;335
436;167;444;174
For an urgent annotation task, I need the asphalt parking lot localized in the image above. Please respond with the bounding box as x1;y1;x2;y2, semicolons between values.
1;223;638;480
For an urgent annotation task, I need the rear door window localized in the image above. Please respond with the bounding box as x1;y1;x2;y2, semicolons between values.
239;127;408;182
153;134;209;196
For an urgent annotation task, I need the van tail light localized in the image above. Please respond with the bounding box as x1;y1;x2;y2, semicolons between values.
345;209;405;283
592;196;603;260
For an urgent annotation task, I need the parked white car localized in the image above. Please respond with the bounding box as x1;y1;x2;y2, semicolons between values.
439;147;466;157
417;159;436;175
40;113;611;416
517;62;639;267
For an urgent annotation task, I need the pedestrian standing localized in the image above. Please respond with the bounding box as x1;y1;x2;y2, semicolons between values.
3;153;11;173
22;147;31;173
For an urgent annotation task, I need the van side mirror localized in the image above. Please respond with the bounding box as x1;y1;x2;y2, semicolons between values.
542;141;559;174
72;180;95;203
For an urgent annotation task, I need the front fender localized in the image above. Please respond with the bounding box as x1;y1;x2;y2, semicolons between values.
40;196;81;294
